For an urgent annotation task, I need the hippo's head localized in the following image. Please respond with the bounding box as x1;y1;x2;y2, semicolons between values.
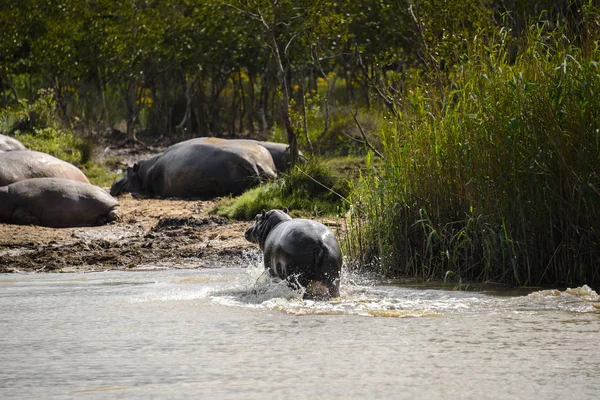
110;164;143;196
244;208;292;250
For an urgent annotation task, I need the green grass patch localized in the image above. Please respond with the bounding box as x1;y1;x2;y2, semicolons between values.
81;163;121;188
211;158;353;220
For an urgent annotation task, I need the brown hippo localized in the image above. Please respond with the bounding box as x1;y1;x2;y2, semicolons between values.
245;209;342;299
0;150;89;186
0;134;27;152
174;137;302;172
0;178;121;228
110;140;277;198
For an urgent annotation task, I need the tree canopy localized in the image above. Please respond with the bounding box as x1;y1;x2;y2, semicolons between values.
0;0;593;142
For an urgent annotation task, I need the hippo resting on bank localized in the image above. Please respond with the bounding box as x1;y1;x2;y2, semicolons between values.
245;209;342;299
110;140;277;198
0;150;89;186
0;134;27;152
175;137;302;172
0;178;121;227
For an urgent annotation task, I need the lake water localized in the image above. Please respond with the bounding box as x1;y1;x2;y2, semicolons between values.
1;262;599;399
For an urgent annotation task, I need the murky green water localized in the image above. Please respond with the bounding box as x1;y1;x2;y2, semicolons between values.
1;264;599;399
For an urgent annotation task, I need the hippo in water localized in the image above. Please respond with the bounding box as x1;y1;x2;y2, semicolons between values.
110;140;276;198
245;209;342;299
0;178;121;228
174;137;303;172
0;134;27;152
0;150;89;186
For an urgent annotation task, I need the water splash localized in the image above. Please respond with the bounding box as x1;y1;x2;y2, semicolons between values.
522;285;600;313
125;263;600;317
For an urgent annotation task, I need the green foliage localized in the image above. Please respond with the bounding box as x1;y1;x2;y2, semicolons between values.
3;87;118;187
80;163;121;188
211;158;352;220
15;128;82;165
348;18;600;287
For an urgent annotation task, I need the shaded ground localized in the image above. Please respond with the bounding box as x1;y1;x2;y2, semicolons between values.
0;195;259;273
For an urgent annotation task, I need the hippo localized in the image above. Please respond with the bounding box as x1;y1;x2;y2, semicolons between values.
0;178;121;228
245;209;342;299
174;137;302;172
110;140;277;198
0;134;27;152
0;150;89;186
234;139;301;172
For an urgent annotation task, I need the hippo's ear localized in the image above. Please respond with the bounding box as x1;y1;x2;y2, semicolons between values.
133;162;140;172
282;207;289;214
261;209;266;218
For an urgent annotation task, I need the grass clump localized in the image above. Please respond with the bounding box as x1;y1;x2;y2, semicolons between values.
211;158;352;220
347;20;600;288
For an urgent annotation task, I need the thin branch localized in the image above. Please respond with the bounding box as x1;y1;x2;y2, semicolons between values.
350;109;385;160
296;168;351;205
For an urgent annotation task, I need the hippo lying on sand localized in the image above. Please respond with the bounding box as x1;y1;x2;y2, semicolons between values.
0;178;121;228
175;137;302;172
0;134;27;152
245;209;342;299
0;150;89;186
110;140;276;198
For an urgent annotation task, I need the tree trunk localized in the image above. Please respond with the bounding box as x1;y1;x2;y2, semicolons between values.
177;76;194;134
299;68;313;153
263;10;299;166
247;72;256;134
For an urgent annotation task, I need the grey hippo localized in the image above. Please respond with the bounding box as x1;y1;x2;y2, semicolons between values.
174;137;302;172
0;134;27;152
245;209;342;299
110;139;277;198
0;150;89;186
0;178;121;228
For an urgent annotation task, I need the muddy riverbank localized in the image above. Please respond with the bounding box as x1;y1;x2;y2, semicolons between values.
0;195;258;273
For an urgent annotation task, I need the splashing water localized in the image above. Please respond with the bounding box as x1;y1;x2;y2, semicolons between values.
124;259;600;318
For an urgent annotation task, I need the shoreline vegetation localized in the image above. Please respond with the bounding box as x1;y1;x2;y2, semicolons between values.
1;1;599;289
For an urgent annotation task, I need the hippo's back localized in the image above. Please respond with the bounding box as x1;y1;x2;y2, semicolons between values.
0;150;89;186
265;219;341;260
6;178;119;228
0;134;27;152
263;219;342;297
150;143;263;198
172;138;277;179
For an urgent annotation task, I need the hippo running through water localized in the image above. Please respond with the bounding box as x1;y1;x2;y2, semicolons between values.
245;209;342;299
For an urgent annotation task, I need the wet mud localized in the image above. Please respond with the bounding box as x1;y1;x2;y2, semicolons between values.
0;195;257;273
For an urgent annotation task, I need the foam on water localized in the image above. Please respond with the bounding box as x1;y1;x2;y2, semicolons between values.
121;259;600;317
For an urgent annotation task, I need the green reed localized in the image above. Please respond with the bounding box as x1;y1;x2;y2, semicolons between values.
347;22;600;287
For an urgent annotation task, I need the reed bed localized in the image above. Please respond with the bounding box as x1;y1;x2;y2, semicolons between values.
346;23;600;287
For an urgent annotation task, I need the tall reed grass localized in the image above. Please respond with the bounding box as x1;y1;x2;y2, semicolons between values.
347;21;600;287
